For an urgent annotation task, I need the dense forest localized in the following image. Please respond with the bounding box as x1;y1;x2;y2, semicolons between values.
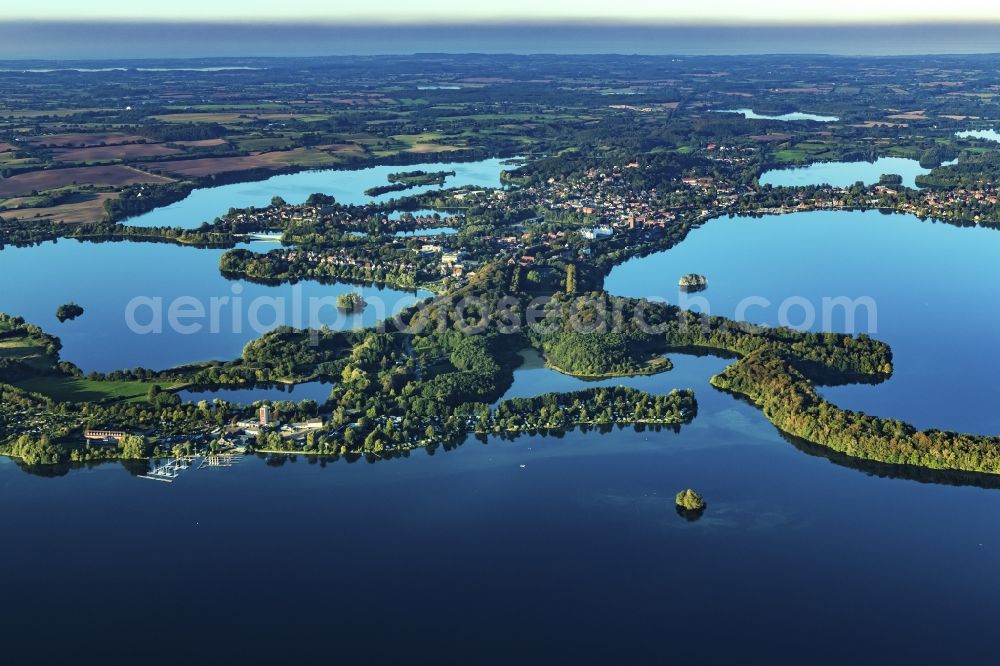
713;351;1000;475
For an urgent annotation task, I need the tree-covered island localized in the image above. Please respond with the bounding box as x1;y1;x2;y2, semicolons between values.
55;303;84;322
364;170;456;197
678;274;708;292
336;292;367;312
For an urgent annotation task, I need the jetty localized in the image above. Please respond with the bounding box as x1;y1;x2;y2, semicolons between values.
138;452;242;482
139;457;194;483
245;232;283;242
198;453;244;469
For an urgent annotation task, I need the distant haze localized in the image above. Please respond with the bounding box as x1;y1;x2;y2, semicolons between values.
6;1;1000;24
0;22;999;59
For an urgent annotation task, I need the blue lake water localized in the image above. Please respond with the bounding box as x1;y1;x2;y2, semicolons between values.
7;162;1000;664
392;226;457;237
956;129;1000;143
388;208;456;220
496;348;731;405
717;108;839;122
4;388;1000;664
760;156;945;189
607;209;1000;434
126;158;510;229
0;240;431;372
176;380;334;404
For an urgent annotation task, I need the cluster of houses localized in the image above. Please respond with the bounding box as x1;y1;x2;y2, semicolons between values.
279;247;421;278
500;164;703;232
223;201;456;235
80;404;328;454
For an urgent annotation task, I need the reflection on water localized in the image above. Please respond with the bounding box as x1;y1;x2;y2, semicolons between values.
125;158;510;229
759;156;944;189
5;403;1000;663
956;129;1000;143
392;227;457;237
176;380;334;405
606;209;1000;434
495;348;732;406
716;108;839;122
0;240;431;372
779;429;1000;490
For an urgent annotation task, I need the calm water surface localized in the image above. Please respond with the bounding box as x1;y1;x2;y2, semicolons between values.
388;208;456;220
126;158;510;229
176;380;334;404
3;376;999;663
392;226;457;237
716;108;839;122
0;240;430;372
6;162;1000;664
607;209;1000;434
760;156;947;189
957;129;1000;143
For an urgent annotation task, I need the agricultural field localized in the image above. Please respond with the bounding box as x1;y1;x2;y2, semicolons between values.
0;53;991;235
138;150;342;177
52;143;182;161
22;132;148;147
149;112;328;124
0;165;172;197
0;191;116;224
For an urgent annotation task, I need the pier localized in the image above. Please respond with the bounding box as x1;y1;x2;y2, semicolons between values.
138;457;193;483
198;453;244;469
138;452;244;483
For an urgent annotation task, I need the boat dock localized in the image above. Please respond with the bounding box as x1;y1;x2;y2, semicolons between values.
139;457;194;483
139;452;243;483
198;453;244;469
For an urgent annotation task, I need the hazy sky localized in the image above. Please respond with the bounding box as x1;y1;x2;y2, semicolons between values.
1;22;998;60
6;0;1000;24
2;4;1000;59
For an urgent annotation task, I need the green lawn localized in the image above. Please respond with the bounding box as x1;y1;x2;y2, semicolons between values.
12;376;171;403
773;142;839;163
0;342;48;363
0;332;54;370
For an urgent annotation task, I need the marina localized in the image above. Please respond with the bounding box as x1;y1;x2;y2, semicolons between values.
138;452;244;482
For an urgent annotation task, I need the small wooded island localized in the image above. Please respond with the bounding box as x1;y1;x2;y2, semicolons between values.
55;303;84;322
364;170;455;197
675;488;706;511
678;273;708;292
675;489;706;520
336;292;367;312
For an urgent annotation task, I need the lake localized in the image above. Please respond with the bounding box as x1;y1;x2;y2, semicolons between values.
125;157;511;229
716;108;839;122
4;373;1000;663
957;129;1000;143
388;208;456;220
495;348;731;405
607;208;1000;434
392;226;457;238
0;157;511;372
0;239;431;373
7;161;1000;664
759;156;947;189
176;379;334;404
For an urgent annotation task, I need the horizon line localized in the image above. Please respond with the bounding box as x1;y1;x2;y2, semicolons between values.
5;18;1000;28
